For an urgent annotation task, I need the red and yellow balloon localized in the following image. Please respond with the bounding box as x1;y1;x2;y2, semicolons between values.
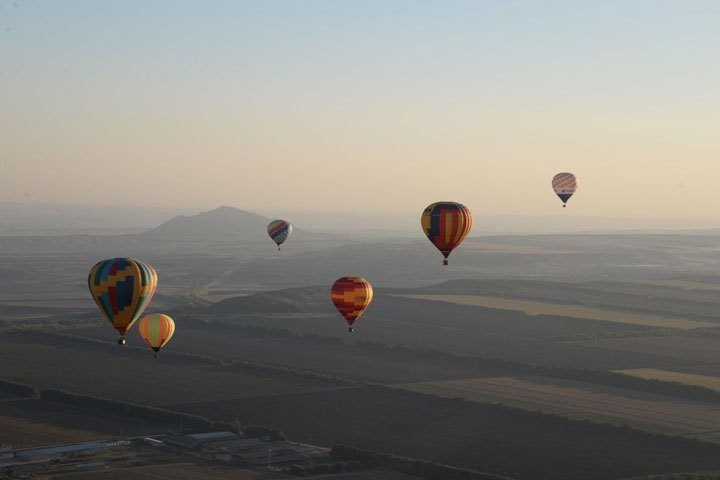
330;277;373;332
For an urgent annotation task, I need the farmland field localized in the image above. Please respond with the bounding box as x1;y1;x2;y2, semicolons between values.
0;415;118;448
178;295;692;371
393;376;720;442
390;277;720;322
397;294;716;329
0;332;348;407
61;320;520;384
42;463;294;480
616;368;720;392
0;398;176;448
170;385;720;480
623;278;720;292
45;464;423;480
571;335;720;377
60;312;687;380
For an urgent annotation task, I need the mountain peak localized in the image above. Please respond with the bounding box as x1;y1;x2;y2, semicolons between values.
209;205;240;214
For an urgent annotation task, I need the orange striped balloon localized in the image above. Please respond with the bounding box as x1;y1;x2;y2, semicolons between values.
420;202;472;265
330;277;373;332
138;313;175;358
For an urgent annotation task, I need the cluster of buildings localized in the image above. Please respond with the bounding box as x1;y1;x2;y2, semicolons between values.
1;431;329;477
162;431;322;466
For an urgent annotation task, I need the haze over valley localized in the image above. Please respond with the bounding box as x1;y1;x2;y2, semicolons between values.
4;206;720;478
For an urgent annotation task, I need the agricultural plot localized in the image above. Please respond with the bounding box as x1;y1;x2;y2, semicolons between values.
391;276;720;323
622;278;720;292
398;294;716;329
0;415;111;449
0;398;174;448
59;321;508;385
394;376;720;442
316;473;424;480
41;464;422;480
176;294;689;371
169;385;720;480
40;463;294;480
615;368;720;392
572;335;720;377
61;311;683;382
0;332;348;408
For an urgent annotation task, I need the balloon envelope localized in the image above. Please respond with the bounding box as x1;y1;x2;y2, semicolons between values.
267;220;293;249
330;277;373;331
552;172;578;206
138;313;175;355
88;258;158;341
421;202;472;265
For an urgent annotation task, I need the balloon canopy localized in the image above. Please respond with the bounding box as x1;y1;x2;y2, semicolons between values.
330;276;373;332
88;258;158;344
267;220;293;250
138;313;176;358
552;172;578;207
421;201;472;265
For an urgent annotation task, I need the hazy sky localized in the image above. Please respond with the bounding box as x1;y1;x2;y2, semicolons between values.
2;1;720;224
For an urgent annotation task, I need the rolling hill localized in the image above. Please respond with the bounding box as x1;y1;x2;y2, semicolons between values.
143;205;273;240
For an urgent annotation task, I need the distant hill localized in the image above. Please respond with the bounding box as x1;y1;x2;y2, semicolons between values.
140;206;335;250
142;205;272;240
0;205;339;260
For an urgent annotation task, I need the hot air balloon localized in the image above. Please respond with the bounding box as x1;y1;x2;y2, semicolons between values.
552;172;578;207
267;220;293;250
138;313;175;358
88;258;158;345
330;277;373;332
421;202;472;265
